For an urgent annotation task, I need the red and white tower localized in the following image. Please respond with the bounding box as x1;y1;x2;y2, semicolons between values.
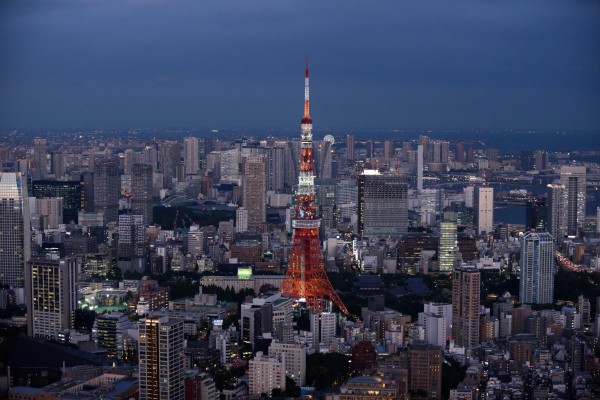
280;57;349;315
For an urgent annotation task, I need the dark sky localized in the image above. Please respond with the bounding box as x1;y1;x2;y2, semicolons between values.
1;0;599;130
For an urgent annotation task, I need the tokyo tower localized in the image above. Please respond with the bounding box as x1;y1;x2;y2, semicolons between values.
279;57;349;315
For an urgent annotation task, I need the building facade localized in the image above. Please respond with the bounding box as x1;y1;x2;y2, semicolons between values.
475;186;494;234
138;316;184;400
519;231;554;305
358;171;408;237
0;172;31;290
452;266;480;352
25;256;78;340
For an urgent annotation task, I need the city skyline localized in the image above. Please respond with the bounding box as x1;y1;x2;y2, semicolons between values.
1;0;599;130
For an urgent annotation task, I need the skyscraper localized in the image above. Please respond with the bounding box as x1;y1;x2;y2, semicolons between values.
525;197;548;231
475;186;493;234
560;165;586;235
25;256;78;340
0;172;30;290
241;155;266;227
346;134;355;162
131;163;153;225
94;158;120;224
547;184;566;242
313;140;332;179
452;266;480;352
31;180;84;224
357;171;408;237
118;214;146;272
138;316;184;400
184;137;199;176
519;231;554;305
158;141;181;188
383;140;393;159
417;144;424;191
438;220;458;272
33;138;48;179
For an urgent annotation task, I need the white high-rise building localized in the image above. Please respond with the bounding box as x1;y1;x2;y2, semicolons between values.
26;256;78;340
248;351;285;395
236;207;249;233
519;231;554;305
310;311;336;352
424;302;452;338
184;137;199;176
418;312;446;347
475;186;494;234
269;341;306;386
138;316;184;400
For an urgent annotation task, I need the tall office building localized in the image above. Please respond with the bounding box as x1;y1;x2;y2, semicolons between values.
519;231;554;305
241;156;266;227
94;158;120;224
92;312;130;359
475;186;494;234
383;140;393;160
31;180;84;224
35;197;63;229
560;166;586;235
51;151;65;180
158;141;181;188
33;138;48;179
417;144;424;191
366;140;375;159
452;266;480;352
0;172;31;289
118;214;146;272
184;137;199;176
25;256;78;340
346;134;355;162
313;140;332;179
525;197;548;231
534;151;549;171
521;150;535;171
138;316;184;400
455;142;465;163
438;220;458;272
266;146;285;192
131;163;153;225
357;171;408;237
547;184;566;242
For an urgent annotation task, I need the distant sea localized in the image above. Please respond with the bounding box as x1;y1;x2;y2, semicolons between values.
492;188;599;225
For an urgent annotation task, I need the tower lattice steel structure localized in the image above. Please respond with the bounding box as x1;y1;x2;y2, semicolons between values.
280;57;349;315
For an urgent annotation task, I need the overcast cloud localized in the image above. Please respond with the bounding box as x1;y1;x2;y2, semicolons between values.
0;0;598;130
